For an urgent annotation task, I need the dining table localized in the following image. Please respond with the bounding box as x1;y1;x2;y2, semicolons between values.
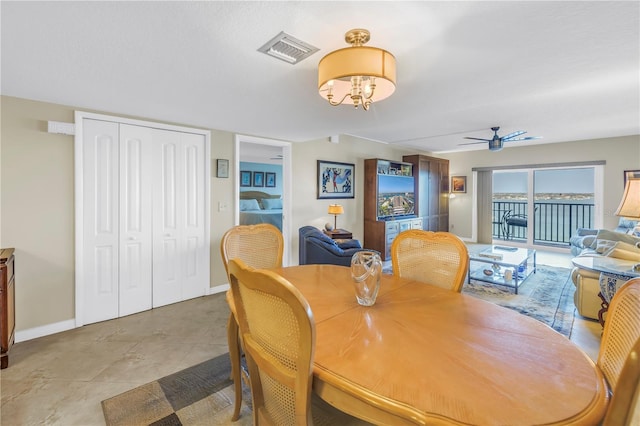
271;264;609;426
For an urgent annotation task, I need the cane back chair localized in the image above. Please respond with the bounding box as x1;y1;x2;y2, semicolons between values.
228;259;369;425
603;335;640;425
390;230;469;293
220;223;284;421
598;277;640;393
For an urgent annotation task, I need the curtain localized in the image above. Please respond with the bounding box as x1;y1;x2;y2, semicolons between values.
476;171;493;244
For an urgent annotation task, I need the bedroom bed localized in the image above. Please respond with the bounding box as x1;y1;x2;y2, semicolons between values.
239;191;283;231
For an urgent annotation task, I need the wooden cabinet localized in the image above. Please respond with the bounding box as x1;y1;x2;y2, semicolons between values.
364;159;422;260
1;248;15;369
402;154;450;232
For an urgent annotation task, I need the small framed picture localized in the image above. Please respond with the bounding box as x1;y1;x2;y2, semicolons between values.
240;170;251;187
253;171;264;187
451;176;467;193
265;172;276;188
216;159;229;178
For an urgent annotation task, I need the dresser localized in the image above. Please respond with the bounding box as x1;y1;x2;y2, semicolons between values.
1;248;15;369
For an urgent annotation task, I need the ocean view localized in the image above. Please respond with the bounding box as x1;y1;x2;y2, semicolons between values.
491;193;595;243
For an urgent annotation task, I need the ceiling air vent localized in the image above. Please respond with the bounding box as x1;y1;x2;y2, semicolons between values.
258;31;319;65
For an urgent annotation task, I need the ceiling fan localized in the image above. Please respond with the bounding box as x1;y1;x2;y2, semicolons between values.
460;126;542;151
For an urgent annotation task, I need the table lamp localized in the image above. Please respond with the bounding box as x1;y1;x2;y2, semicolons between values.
328;204;344;230
615;178;640;219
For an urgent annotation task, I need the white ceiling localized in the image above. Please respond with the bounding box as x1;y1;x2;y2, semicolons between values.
2;1;638;153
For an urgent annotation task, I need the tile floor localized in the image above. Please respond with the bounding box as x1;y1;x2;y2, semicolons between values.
1;248;604;426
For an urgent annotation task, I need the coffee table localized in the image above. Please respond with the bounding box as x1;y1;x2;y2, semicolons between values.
468;245;536;294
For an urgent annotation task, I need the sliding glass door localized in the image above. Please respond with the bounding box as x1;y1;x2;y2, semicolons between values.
493;167;596;247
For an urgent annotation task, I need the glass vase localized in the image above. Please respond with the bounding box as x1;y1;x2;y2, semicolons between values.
350;251;382;306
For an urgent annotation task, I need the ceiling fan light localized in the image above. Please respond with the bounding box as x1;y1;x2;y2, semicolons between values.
488;139;503;151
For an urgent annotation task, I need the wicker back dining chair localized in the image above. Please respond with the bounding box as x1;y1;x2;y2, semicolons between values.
391;230;469;293
228;259;369;425
602;336;640;425
598;277;640;393
220;223;284;421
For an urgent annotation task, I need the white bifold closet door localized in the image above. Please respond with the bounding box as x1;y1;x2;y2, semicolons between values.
81;118;207;325
152;129;207;307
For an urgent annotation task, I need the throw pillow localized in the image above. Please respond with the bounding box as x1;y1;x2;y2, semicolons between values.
590;229;640;249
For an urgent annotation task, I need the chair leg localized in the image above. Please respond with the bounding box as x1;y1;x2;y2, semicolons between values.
227;312;242;421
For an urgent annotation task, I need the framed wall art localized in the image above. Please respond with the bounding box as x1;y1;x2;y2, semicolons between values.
265;172;276;188
451;176;467;193
216;159;229;178
317;160;355;199
253;171;264;187
240;170;252;187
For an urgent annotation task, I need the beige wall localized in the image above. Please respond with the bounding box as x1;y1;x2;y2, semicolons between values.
2;95;639;336
439;136;640;239
0;96;418;334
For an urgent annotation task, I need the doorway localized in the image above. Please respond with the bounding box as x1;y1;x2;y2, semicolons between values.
235;135;291;265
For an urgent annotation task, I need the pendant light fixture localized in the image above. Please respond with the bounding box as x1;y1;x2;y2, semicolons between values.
318;29;396;111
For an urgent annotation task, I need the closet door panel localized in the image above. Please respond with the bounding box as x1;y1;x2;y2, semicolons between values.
152;131;184;307
83;119;120;324
180;133;207;299
119;125;153;316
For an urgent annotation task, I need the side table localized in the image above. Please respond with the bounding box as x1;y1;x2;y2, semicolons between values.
324;229;353;240
571;256;640;325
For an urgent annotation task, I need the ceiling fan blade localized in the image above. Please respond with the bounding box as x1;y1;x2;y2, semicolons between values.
463;137;491;142
504;136;542;142
501;130;526;141
459;140;489;146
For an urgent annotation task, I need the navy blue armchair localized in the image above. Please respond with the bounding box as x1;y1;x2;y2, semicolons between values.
299;226;370;266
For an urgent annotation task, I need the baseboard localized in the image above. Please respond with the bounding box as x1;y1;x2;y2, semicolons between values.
208;284;229;295
15;319;76;343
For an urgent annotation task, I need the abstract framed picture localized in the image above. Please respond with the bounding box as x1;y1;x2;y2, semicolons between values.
451;176;467;193
317;160;355;199
240;170;252;187
265;172;276;188
253;171;264;187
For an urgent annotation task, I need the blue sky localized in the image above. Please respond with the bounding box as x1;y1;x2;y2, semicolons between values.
379;175;414;194
493;168;594;194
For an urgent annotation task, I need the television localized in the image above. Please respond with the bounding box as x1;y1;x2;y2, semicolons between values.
377;174;415;219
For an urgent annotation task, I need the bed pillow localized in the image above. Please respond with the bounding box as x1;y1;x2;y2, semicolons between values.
239;199;261;211
262;198;283;210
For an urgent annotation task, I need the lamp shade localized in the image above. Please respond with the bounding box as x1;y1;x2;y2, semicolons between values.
615;178;640;219
328;204;344;215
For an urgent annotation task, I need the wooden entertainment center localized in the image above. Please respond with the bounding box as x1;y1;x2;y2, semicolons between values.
364;156;449;260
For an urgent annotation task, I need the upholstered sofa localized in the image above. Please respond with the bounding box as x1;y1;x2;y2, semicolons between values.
570;218;639;256
571;235;640;321
298;226;372;267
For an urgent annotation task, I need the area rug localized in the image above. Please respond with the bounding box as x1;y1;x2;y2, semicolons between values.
102;353;253;426
463;264;575;337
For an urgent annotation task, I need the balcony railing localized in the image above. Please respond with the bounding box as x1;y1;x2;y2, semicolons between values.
492;201;595;246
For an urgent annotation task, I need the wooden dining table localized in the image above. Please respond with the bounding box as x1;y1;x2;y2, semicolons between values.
271;264;609;426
